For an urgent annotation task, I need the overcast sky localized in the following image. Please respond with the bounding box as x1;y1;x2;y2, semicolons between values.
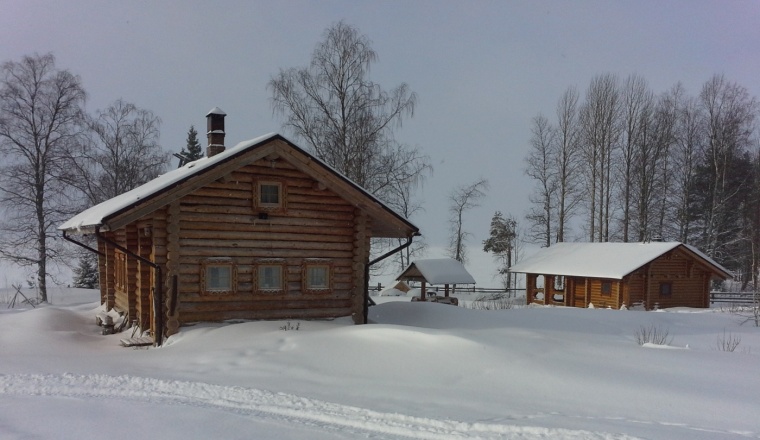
2;1;759;285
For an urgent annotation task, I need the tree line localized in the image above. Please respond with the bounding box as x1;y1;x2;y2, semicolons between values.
525;73;759;289
0;53;173;301
0;23;436;300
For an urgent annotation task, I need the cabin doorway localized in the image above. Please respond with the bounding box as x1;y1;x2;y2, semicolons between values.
573;280;586;308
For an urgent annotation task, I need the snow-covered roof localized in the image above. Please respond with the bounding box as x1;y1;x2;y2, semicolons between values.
508;242;731;279
59;133;276;232
206;106;226;116
59;133;418;237
397;258;476;285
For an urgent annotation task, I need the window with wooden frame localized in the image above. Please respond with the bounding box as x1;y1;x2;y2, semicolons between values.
601;281;612;296
114;251;128;291
254;179;286;212
303;260;332;293
553;275;565;291
200;259;237;295
659;281;673;296
256;261;286;293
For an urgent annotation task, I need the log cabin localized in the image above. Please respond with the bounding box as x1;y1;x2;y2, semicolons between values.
60;108;419;345
508;242;731;310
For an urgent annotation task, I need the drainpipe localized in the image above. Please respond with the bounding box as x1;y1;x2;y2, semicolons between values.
363;234;416;324
95;228;164;346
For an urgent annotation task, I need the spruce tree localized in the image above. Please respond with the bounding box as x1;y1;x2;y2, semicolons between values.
72;253;99;289
181;125;203;162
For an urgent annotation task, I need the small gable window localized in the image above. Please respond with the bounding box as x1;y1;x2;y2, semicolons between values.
260;183;280;206
255;179;286;212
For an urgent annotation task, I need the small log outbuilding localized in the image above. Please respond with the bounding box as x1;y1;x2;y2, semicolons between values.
397;258;476;302
59;108;419;345
508;242;731;310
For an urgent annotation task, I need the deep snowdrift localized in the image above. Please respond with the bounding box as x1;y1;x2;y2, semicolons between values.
1;289;758;439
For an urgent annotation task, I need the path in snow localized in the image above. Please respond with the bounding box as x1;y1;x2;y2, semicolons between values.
0;373;643;440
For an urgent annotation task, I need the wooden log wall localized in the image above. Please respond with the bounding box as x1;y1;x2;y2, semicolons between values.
104;231;117;310
136;220;152;330
625;271;646;307
124;223;139;321
171;159;359;324
351;209;370;323
151;207;168;336
644;250;709;309
165;201;181;336
97;239;108;306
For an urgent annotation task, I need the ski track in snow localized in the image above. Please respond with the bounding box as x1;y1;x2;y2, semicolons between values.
0;373;741;440
0;373;636;440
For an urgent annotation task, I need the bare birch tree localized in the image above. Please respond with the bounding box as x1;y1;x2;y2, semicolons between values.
448;178;489;265
525;114;557;247
0;53;87;302
618;75;652;242
671;88;703;243
268;21;430;208
580;74;620;242
64;99;168;206
553;87;582;243
694;75;757;260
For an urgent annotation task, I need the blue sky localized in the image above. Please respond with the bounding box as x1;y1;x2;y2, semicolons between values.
2;0;759;285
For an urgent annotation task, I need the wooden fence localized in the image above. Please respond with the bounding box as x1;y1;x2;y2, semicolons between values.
369;283;525;297
710;291;758;305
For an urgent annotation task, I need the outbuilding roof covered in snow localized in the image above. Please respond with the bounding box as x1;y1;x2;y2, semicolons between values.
508;242;731;280
397;258;476;285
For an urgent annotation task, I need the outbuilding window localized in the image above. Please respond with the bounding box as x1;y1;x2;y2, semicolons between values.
554;275;565;291
601;281;612;296
659;282;673;296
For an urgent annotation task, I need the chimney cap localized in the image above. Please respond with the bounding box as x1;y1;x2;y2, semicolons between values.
206;107;227;116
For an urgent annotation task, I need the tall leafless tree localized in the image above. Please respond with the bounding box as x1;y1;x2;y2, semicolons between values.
618;75;653;242
695;75;757;260
525;114;557;247
64;99;168;206
385;175;427;273
447;178;489;265
268;21;430;209
0;53;87;302
671;87;703;243
580;74;620;242
652;86;680;239
553;87;582;243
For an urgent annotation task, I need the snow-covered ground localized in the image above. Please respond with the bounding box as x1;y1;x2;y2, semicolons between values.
1;288;759;439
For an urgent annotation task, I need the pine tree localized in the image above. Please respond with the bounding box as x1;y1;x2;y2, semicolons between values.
180;125;203;162
72;253;99;289
483;211;518;290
